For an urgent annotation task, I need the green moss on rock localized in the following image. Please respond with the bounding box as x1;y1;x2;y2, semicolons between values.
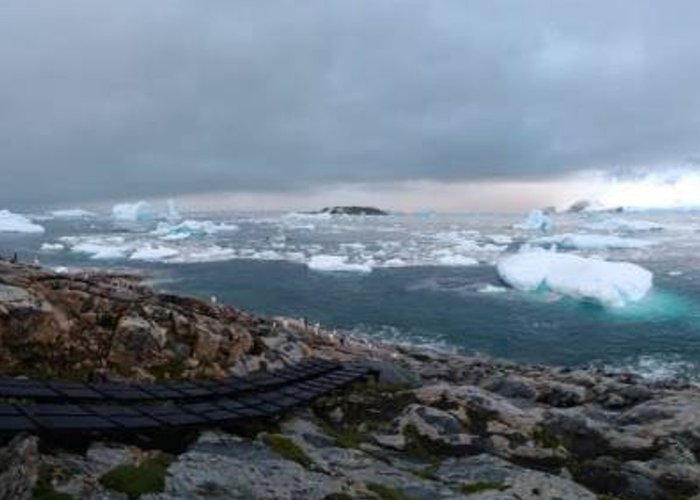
262;434;314;469
367;483;407;500
32;477;74;500
99;453;173;499
460;481;509;494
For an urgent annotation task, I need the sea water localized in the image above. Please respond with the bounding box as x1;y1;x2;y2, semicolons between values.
4;209;700;381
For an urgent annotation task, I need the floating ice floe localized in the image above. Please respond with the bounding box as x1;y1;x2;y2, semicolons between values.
583;217;663;233
130;245;179;262
283;211;332;221
49;208;96;218
487;234;513;245
151;219;239;240
0;210;45;233
112;201;157;222
431;252;479;266
514;209;553;232
71;240;130;260
307;255;372;273
477;284;509;294
530;233;654;250
40;242;65;252
497;250;653;308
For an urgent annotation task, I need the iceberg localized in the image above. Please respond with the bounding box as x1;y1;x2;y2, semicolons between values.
531;233;654;250
514;209;553;232
497;250;653;308
0;210;45;233
112;201;157;222
166;199;181;222
307;255;372;273
49;208;96;218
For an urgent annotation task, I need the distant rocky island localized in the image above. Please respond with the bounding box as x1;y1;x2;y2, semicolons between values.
1;259;700;499
315;206;389;216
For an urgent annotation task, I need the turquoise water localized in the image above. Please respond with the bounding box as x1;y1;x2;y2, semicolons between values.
4;210;700;378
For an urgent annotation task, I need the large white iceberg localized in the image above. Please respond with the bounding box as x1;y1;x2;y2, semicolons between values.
0;210;45;233
515;209;553;232
531;233;654;250
112;201;157;222
497;251;653;308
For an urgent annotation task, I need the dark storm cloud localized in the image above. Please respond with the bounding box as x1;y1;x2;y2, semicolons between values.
1;1;699;206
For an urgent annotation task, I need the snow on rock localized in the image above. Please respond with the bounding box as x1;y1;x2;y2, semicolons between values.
497;250;653;308
0;210;45;233
151;219;239;240
111;201;157;222
531;233;654;250
49;209;96;218
307;255;372;273
514;209;553;232
583;217;663;233
129;245;179;262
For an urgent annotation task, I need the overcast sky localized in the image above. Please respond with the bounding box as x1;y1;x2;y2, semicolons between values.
1;1;699;209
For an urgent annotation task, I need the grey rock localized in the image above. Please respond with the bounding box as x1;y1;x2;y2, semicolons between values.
437;454;596;499
484;374;538;401
153;432;351;500
359;360;422;388
535;381;587;408
0;434;38;500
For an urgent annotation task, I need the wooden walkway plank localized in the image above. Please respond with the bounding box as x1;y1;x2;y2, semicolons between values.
0;361;377;435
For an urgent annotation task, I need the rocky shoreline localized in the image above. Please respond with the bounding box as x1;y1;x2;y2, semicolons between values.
1;260;700;499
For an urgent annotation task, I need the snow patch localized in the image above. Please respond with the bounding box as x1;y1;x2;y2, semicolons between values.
497;250;653;308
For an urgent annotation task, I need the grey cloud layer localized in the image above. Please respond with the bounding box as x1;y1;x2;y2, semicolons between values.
1;1;699;205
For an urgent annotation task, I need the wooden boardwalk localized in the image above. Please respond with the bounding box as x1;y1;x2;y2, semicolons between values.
0;359;376;434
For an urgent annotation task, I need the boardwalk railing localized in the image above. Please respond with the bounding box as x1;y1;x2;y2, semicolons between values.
0;359;377;434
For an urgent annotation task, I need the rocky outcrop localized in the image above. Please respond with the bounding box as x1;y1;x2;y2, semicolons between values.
319;206;388;216
2;261;700;498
